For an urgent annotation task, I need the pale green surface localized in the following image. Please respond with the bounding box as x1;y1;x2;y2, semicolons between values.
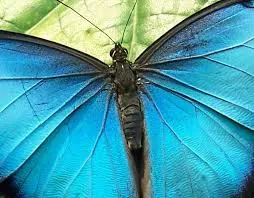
0;0;219;63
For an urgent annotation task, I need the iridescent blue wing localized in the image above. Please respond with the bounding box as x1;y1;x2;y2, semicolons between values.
0;31;138;197
135;0;254;197
140;85;254;197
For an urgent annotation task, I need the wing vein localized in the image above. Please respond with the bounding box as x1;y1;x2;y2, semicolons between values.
141;71;254;114
63;90;113;196
0;79;42;114
142;88;222;184
104;123;121;197
137;37;254;66
0;72;102;80
21;80;41;122
204;56;254;77
168;89;252;152
195;9;243;35
193;107;246;177
243;44;254;50
0;76;105;168
41;88;105;195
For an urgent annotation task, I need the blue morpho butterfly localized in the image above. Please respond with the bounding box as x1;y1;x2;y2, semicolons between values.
0;0;254;197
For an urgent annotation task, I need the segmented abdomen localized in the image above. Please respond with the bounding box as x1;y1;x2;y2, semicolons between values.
121;103;143;150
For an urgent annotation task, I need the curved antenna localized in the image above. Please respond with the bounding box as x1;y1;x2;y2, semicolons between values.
120;0;137;44
56;0;116;44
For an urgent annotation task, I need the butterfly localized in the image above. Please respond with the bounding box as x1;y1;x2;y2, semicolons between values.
0;0;254;197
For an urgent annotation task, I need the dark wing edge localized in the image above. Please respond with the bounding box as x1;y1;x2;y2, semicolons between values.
134;0;243;64
0;30;108;71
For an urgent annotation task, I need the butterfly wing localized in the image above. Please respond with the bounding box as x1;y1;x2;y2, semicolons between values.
0;31;138;197
135;0;254;197
140;85;254;197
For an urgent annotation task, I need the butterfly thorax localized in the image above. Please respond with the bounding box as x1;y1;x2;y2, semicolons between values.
110;43;143;150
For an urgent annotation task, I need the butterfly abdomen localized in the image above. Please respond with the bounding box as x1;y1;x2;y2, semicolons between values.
113;59;143;150
118;93;143;150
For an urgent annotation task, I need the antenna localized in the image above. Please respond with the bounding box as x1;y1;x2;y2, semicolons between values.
56;0;116;44
120;0;137;44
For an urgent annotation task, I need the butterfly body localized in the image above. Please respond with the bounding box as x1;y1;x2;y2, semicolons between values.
110;43;143;150
0;0;254;197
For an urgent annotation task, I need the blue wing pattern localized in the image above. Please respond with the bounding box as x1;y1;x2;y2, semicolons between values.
3;91;137;197
136;0;254;197
140;85;254;197
0;32;137;197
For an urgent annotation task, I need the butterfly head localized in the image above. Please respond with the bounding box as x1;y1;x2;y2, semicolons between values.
110;43;128;62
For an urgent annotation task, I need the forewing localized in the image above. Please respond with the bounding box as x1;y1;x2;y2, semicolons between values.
136;0;254;130
135;0;254;197
0;31;138;197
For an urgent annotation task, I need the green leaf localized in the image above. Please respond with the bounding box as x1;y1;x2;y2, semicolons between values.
0;0;219;63
0;0;57;32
